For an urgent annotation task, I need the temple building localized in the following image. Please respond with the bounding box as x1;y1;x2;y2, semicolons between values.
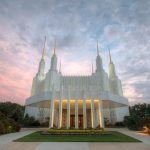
25;37;129;129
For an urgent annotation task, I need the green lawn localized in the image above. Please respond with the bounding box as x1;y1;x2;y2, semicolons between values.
15;131;141;142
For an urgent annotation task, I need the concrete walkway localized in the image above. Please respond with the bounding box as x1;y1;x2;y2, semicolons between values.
37;142;150;150
0;129;35;145
0;142;149;150
106;128;150;145
0;128;149;150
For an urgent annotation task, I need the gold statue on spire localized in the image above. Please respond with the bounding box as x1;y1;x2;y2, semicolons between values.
42;36;46;59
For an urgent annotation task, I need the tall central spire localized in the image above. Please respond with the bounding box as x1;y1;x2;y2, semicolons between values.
42;36;46;59
108;48;112;63
97;41;100;56
54;39;56;54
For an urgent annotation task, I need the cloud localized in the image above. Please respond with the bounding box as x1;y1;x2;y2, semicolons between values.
0;0;149;105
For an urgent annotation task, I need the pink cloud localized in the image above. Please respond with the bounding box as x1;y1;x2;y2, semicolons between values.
0;38;40;104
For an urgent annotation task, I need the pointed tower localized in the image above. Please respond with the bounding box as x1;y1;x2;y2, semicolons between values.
108;49;116;79
37;36;46;78
96;41;103;72
59;60;61;73
92;62;94;74
108;48;123;96
50;40;58;71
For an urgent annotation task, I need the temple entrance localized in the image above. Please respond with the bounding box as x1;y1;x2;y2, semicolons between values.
70;115;75;127
78;115;83;128
70;115;83;128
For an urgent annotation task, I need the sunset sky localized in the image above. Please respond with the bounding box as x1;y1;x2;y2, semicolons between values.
0;0;150;105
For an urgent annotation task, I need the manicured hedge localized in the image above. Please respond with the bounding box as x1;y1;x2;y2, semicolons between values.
46;129;111;135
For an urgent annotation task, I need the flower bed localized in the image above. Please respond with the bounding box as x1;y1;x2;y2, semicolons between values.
43;129;112;136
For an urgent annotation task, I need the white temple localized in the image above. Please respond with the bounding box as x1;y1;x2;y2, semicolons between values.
25;37;129;129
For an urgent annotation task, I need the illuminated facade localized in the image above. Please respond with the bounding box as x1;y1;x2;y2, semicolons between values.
25;38;129;129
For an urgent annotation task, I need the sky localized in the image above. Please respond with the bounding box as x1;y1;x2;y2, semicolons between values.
0;0;150;105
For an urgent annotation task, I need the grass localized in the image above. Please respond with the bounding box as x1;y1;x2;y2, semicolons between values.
15;131;141;142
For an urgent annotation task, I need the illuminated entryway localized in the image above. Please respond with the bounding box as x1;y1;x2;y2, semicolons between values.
49;99;104;129
70;115;75;127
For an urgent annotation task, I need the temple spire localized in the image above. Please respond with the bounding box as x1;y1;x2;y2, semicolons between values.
50;39;57;71
97;41;99;56
59;60;61;73
108;48;112;63
92;62;94;74
54;39;56;54
42;36;46;59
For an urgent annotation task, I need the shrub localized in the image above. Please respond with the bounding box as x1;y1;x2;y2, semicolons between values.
115;122;124;127
40;121;49;127
46;129;108;135
23;114;40;127
0;121;5;134
143;116;150;128
0;112;21;134
7;118;21;132
124;115;143;130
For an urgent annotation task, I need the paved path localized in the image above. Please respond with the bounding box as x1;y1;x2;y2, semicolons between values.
36;143;150;150
0;128;149;150
0;129;35;145
106;128;150;145
0;142;40;150
0;142;149;150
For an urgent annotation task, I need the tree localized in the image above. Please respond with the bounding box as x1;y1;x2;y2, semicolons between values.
124;103;150;131
0;112;21;134
0;102;24;124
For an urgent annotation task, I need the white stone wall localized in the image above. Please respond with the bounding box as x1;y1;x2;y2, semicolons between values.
25;106;50;121
115;106;129;122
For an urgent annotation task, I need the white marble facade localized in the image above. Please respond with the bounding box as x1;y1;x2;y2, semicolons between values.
25;38;129;129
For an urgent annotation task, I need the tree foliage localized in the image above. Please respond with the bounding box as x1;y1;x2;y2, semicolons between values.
124;103;150;130
0;101;43;128
0;112;21;134
0;102;24;124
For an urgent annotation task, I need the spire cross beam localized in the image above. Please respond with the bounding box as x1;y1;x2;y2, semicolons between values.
42;36;46;59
